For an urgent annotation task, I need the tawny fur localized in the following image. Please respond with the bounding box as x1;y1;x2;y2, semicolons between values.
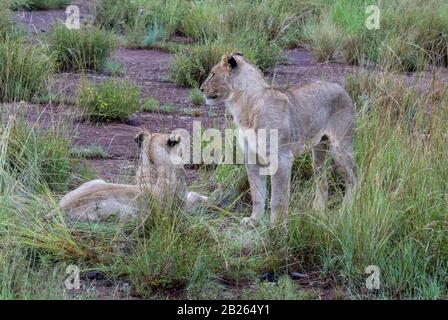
48;132;207;222
200;52;356;226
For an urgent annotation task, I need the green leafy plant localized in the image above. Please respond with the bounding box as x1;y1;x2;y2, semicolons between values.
79;79;140;121
190;88;205;106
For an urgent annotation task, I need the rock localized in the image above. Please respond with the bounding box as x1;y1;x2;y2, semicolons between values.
289;272;308;280
258;272;278;282
84;271;105;281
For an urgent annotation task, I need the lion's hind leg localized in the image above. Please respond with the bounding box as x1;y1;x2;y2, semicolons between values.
328;137;357;202
46;180;108;221
59;179;106;207
312;137;329;211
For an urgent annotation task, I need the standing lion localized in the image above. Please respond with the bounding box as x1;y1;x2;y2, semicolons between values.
200;52;356;226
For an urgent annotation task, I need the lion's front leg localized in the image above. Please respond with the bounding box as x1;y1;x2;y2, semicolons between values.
270;155;292;226
241;163;267;226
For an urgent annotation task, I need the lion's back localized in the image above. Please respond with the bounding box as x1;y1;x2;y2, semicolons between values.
286;81;355;144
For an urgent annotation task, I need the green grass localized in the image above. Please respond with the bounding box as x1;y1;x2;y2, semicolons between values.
49;25;115;73
190;88;205;106
79;79;140;121
168;35;282;88
241;276;313;300
296;72;448;298
70;145;109;160
1;115;72;193
148;104;176;114
140;97;159;112
95;0;187;47
141;100;200;117
0;3;25;41
0;39;53;102
103;59;125;77
10;0;68;10
95;0;288;87
302;14;344;62
97;0;448;73
168;40;228;88
118;211;219;296
1;0;448;300
302;0;448;70
1;71;448;298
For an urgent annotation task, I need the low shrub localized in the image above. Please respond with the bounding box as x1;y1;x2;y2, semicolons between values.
190;88;205;106
79;79;140;121
168;40;228;88
103;59;125;76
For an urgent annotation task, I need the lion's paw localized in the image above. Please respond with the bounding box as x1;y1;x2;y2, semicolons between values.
240;217;258;227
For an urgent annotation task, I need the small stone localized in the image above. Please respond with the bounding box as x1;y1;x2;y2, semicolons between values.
289;272;308;280
258;272;277;282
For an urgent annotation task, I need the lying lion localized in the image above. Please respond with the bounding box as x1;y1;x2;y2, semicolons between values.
48;131;207;222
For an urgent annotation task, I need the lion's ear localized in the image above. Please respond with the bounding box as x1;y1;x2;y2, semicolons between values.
230;50;243;57
134;131;150;148
167;134;181;147
228;55;238;69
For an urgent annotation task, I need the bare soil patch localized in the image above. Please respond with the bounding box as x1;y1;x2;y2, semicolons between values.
13;0;93;34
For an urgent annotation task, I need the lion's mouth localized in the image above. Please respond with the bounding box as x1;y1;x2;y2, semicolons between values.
206;94;218;100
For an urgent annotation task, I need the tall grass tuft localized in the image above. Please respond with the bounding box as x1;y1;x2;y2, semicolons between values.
49;25;115;73
1;116;72;192
95;0;187;47
286;71;448;298
302;15;344;62
169;35;281;87
303;0;448;71
0;39;53;102
0;3;25;41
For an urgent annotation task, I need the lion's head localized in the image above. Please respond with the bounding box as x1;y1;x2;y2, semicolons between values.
199;52;244;105
134;131;183;167
200;51;268;106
